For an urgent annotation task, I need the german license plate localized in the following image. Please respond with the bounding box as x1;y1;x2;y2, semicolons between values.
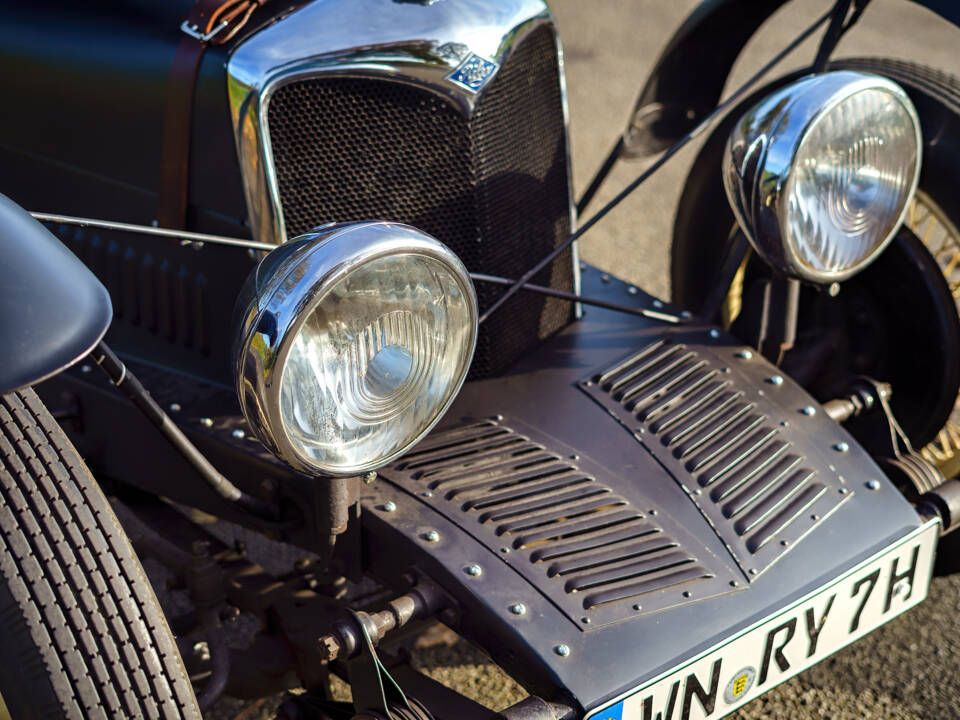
587;520;939;720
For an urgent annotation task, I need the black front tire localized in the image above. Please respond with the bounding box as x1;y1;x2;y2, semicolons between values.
0;388;201;719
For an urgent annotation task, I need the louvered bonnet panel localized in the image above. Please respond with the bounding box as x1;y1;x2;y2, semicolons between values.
382;420;738;628
581;338;854;576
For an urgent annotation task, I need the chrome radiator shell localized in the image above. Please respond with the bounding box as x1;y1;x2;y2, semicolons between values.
228;0;578;377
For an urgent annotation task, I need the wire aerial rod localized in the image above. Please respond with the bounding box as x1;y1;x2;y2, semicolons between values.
30;212;277;252
32;211;686;322
477;3;838;326
470;273;683;323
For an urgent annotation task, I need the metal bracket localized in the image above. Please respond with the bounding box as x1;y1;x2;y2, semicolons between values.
345;609;416;718
839;378;946;499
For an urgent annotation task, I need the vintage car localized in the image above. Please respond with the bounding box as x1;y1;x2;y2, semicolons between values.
0;0;959;718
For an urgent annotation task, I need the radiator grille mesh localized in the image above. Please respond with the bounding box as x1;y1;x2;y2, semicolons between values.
386;421;734;627
266;26;573;378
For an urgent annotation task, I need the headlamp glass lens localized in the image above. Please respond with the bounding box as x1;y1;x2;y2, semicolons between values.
783;87;920;276
278;252;473;473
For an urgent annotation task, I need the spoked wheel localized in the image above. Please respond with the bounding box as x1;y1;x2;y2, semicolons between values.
0;388;200;719
905;190;960;478
672;57;960;482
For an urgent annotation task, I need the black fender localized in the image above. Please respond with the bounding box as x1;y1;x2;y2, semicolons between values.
0;194;112;393
626;0;960;157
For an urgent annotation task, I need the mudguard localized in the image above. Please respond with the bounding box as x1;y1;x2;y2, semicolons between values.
627;0;960;157
0;194;112;393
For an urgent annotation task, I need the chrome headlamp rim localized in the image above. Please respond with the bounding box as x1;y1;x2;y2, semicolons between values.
723;70;923;284
235;221;478;476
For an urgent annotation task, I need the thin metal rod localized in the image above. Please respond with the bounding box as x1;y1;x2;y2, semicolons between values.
34;210;682;323
477;5;835;326
470;273;681;323
812;0;853;73
31;212;277;252
91;341;280;521
576;137;624;217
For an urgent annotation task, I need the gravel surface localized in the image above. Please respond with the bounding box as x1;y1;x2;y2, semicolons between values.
153;3;960;719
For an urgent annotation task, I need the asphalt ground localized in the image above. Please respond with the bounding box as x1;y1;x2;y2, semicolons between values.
160;2;960;719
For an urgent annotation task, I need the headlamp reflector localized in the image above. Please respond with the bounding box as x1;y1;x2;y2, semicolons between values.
724;71;922;283
235;222;477;476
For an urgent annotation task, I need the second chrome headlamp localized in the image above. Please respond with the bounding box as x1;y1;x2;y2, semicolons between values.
234;222;477;476
724;70;922;283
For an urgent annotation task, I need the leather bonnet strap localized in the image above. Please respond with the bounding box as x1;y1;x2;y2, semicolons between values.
158;0;269;230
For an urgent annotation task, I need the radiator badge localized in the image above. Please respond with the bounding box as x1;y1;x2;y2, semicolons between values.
446;53;499;93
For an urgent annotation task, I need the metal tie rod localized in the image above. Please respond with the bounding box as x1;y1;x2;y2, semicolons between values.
30;212;277;252
476;4;836;325
32;212;684;323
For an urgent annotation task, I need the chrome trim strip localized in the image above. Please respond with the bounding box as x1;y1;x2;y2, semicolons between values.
550;15;581;313
29;212;277;251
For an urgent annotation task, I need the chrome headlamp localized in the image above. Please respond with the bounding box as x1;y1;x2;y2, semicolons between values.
724;71;922;283
234;222;478;476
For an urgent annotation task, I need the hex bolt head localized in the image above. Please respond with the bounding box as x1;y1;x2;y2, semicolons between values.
169;403;182;413
652;299;664;309
200;417;214;428
627;286;639;295
317;635;341;661
768;375;784;386
362;471;377;484
866;479;881;491
709;328;720;339
736;349;753;359
833;441;850;453
509;603;527;616
424;530;440;543
232;428;246;440
381;501;397;513
801;405;816;416
464;564;483;577
554;644;571;657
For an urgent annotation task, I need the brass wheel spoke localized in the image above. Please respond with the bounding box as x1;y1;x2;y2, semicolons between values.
909;193;960;477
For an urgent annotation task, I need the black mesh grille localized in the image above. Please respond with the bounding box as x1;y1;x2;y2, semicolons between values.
266;26;573;378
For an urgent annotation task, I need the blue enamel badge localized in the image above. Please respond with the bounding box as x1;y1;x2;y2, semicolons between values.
594;701;623;720
446;53;499;93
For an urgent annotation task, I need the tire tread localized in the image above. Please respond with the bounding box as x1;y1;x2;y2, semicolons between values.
0;388;200;719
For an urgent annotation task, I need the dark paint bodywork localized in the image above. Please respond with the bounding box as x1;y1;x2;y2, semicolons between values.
0;0;950;716
0;194;111;394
